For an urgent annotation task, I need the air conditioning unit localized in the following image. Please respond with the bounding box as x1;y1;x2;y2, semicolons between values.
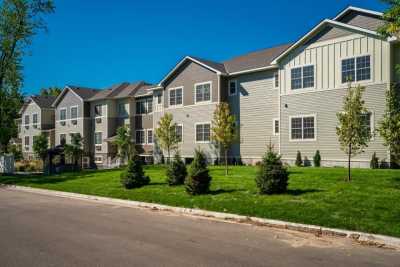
33;124;37;129
71;119;77;125
24;146;29;151
96;117;102;124
60;121;66;126
95;145;102;151
25;125;29;129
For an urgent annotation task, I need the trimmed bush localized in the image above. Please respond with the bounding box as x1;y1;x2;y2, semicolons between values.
185;149;211;195
380;159;389;169
120;154;150;189
303;156;311;167
166;153;187;186
295;151;303;167
370;152;379;169
313;150;321;167
255;145;289;194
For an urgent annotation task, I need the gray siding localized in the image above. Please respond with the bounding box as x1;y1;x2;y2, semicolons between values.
339;12;384;31
280;83;388;165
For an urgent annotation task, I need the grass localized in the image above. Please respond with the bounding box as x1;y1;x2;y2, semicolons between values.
1;165;400;237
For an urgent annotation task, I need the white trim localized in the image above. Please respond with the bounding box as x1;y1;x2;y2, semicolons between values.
289;114;317;142
135;129;146;145
94;103;104;118
289;64;316;93
59;107;67;121
70;105;79;121
175;123;184;144
194;81;212;104
228;65;278;76
271;19;380;65
94;131;103;146
168;86;184;108
228;80;237;96
158;56;223;86
273;71;279;89
146;129;154;145
32;113;39;128
194;122;211;144
333;6;383;21
58;133;67;145
94;155;103;164
340;54;373;86
273;118;280;136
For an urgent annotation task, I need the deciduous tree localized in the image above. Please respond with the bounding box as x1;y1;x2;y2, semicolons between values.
155;113;179;163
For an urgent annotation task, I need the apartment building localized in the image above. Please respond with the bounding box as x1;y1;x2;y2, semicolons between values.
18;96;57;159
17;6;399;168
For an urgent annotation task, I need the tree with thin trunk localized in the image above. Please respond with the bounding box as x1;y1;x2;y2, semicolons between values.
211;102;237;176
40;86;62;97
64;133;83;171
155;113;179;164
0;0;54;153
32;133;48;167
113;125;134;163
336;84;371;181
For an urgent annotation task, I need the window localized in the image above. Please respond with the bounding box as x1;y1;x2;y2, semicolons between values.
147;98;153;113
273;119;279;135
94;132;102;145
60;134;66;144
32;114;38;125
136;98;152;114
147;129;153;144
156;94;162;104
274;72;279;88
118;103;129;117
94;156;103;164
135;130;145;144
59;109;67;121
169;87;183;106
360;112;373;135
341;55;371;83
70;106;78;120
195;123;211;142
94;105;103;117
24;136;29;146
195;82;211;103
229;80;237;96
175;124;183;143
290;116;315;140
24;115;30;125
291;66;314;90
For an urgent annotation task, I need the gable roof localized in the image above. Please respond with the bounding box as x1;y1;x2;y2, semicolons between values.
271;19;382;65
134;84;157;97
31;95;57;109
223;44;292;74
333;6;383;21
52;85;100;107
87;82;147;101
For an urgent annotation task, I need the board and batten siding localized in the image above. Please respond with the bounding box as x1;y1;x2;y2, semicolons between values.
280;83;388;166
229;70;279;163
279;32;390;95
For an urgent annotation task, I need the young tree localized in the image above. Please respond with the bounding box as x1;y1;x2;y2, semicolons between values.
33;133;48;166
113;125;134;163
378;1;400;41
313;150;321;167
336;84;371;181
295;151;303;167
155;113;179;163
166;153;187;186
185;149;211;195
120;153;150;189
64;133;83;171
211;103;237;175
0;0;55;152
40;86;62;97
378;85;400;166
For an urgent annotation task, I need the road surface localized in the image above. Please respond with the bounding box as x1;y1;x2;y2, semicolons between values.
0;188;399;267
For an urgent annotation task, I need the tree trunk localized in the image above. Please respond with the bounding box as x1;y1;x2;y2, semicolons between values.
167;148;170;165
348;144;352;182
224;148;228;176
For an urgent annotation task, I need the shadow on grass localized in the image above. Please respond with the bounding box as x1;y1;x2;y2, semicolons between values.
0;171;97;186
209;188;246;195
392;177;400;189
286;189;322;196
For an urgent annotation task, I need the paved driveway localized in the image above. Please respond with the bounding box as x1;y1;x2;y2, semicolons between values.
0;188;399;267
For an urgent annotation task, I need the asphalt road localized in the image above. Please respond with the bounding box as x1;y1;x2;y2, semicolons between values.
0;188;399;267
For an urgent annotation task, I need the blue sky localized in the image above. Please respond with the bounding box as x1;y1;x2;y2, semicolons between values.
22;0;387;95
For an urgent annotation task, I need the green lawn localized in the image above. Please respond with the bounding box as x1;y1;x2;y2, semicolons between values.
1;166;400;237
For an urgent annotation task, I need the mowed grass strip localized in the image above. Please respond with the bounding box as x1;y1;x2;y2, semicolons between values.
1;166;399;237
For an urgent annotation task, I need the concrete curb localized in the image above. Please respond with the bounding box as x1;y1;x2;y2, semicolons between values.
3;184;400;250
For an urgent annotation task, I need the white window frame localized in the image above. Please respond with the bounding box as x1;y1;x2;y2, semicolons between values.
32;113;38;128
94;155;103;164
147;129;154;145
195;122;211;144
94;104;103;118
194;81;212;104
361;111;375;140
273;118;280;135
175;124;184;144
118;103;129;117
136;98;147;115
289;114;317;142
168;86;184;108
228;80;237;96
94;131;103;151
70;105;78;119
59;108;67;121
290;64;316;91
135;130;146;145
273;71;279;89
340;54;372;85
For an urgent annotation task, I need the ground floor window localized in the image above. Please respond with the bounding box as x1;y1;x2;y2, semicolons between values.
175;124;183;143
290;115;315;140
135;130;145;144
147;129;153;144
94;156;103;164
195;123;211;142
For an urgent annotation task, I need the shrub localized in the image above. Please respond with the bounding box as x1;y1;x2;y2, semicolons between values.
303;156;311;167
295;151;303;167
370;152;379;169
380;159;389;169
313;150;321;167
185;149;212;195
255;145;289;194
120;154;150;189
166;153;187;186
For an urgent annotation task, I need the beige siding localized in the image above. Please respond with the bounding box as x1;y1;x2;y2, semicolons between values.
280;83;388;165
230;70;279;161
280;32;389;95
